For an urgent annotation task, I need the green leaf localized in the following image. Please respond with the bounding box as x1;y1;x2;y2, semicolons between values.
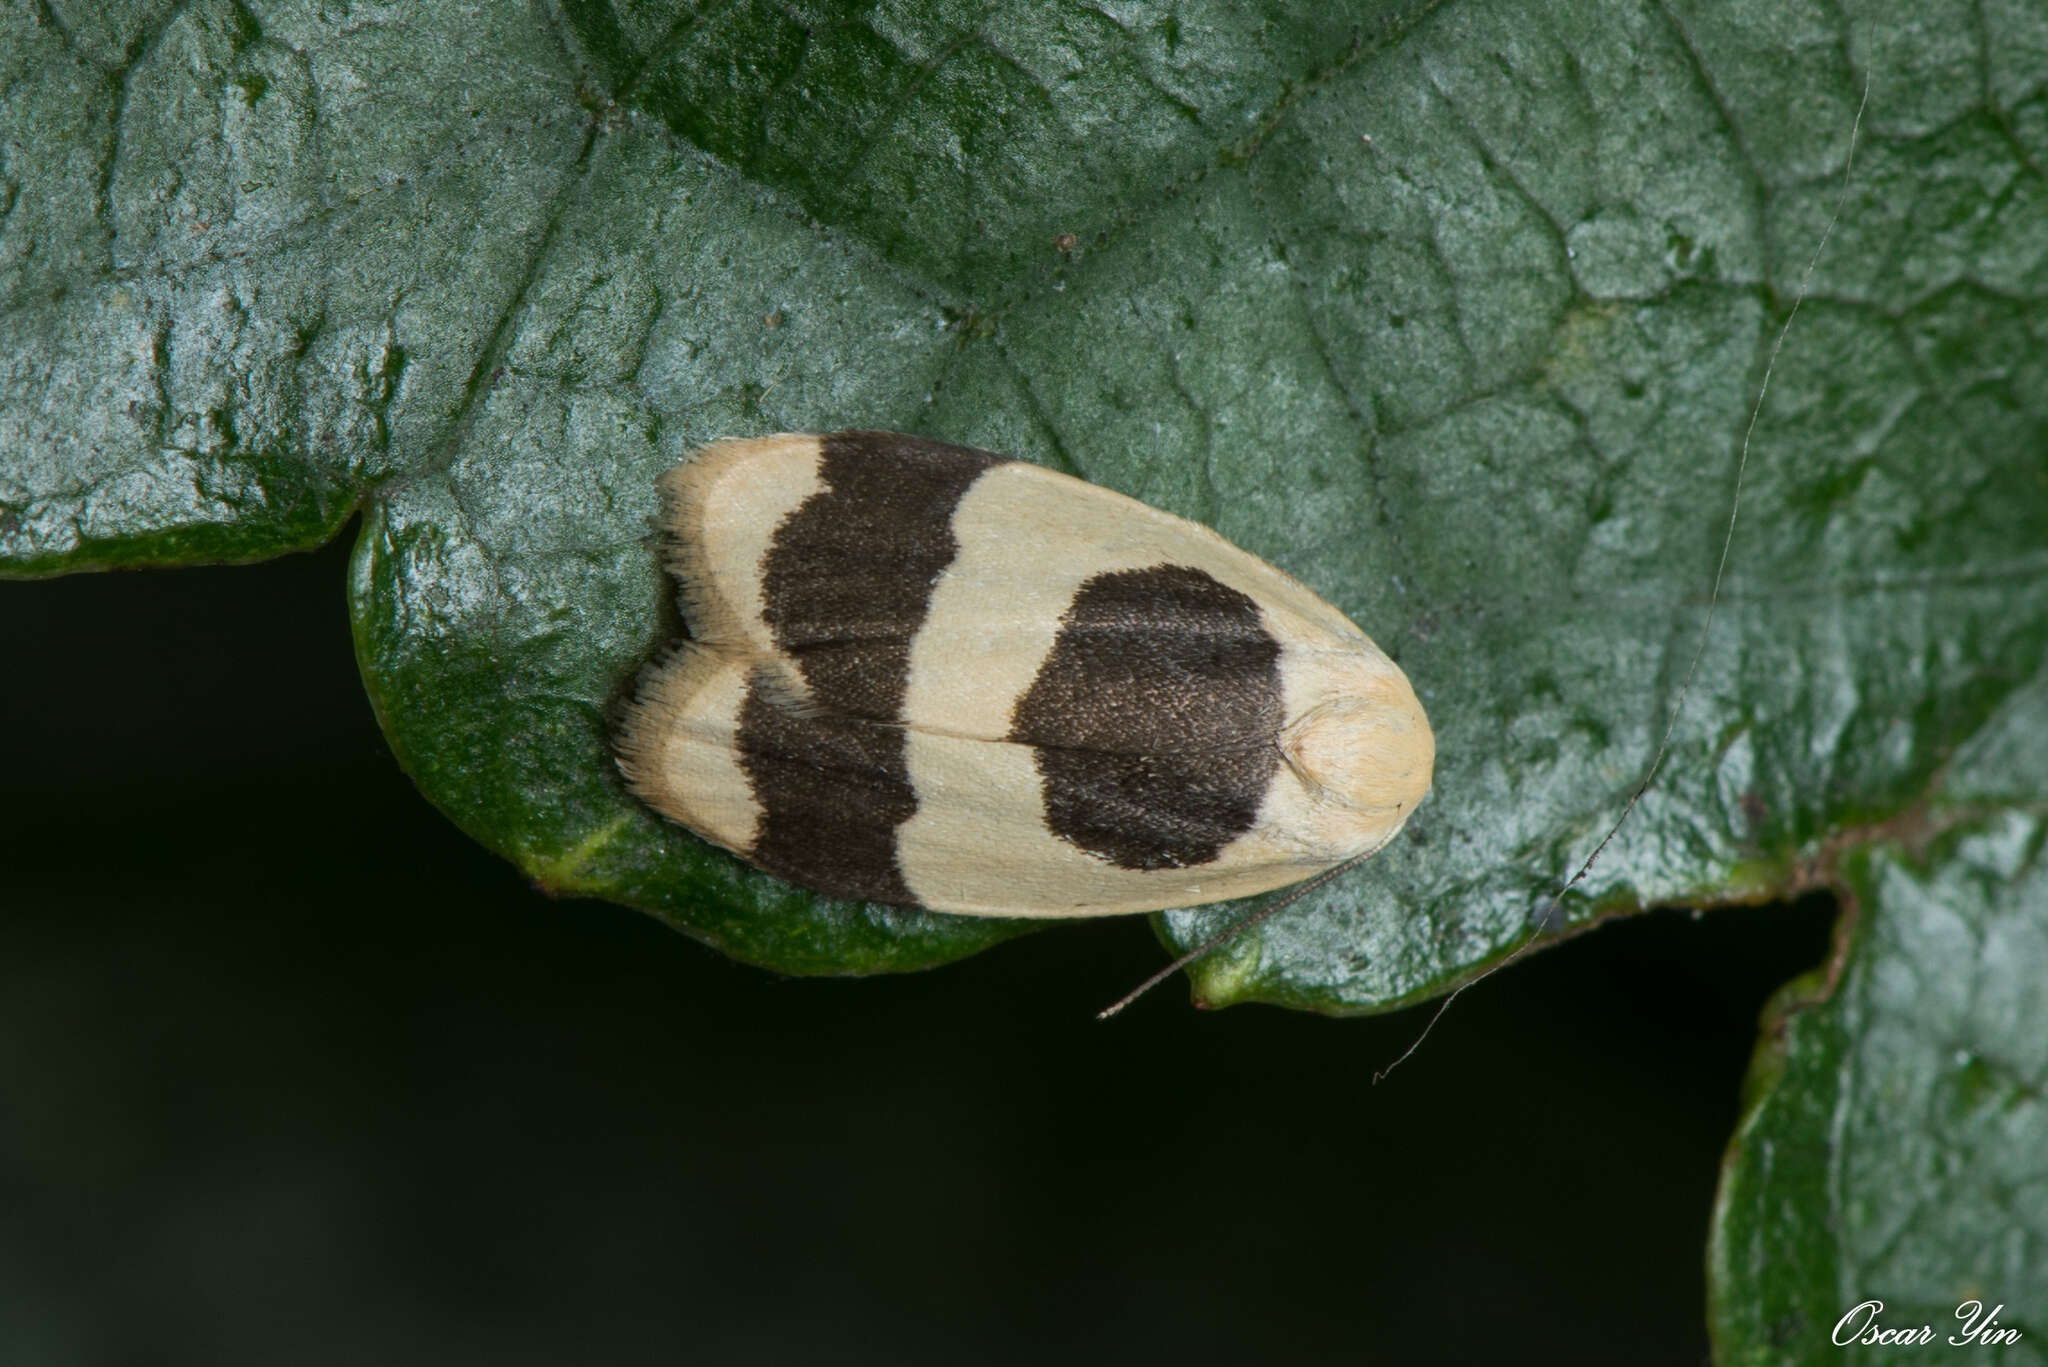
1708;822;2048;1362
5;0;2047;1031
1707;688;2048;1363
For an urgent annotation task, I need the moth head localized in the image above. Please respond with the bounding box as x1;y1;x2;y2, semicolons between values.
1283;669;1435;828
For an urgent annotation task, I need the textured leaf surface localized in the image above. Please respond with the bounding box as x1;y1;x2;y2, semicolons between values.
1705;683;2048;1360
6;0;2048;1025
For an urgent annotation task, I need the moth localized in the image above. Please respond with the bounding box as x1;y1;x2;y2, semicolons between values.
615;430;1433;917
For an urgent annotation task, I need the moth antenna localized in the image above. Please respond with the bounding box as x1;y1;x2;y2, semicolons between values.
1096;854;1368;1020
1372;72;1874;1085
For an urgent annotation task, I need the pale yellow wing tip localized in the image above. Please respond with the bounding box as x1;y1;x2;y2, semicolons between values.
615;645;763;857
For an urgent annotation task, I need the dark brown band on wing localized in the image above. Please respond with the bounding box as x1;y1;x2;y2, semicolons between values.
736;670;920;906
1009;564;1285;871
760;431;1002;718
744;431;1002;904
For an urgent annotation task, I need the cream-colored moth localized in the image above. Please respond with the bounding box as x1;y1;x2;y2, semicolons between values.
615;430;1432;918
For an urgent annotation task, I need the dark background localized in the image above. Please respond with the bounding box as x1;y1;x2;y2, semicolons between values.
3;530;1835;1365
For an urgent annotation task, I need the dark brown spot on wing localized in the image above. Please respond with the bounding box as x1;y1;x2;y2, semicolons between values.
1009;564;1285;871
